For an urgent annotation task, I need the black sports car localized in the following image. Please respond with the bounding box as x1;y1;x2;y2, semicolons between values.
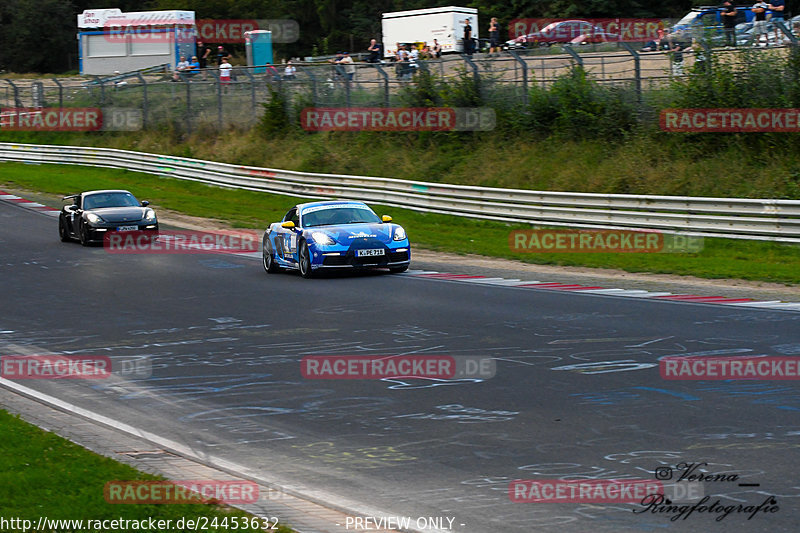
59;190;159;246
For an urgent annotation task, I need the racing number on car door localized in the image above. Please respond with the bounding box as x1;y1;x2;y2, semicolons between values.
278;207;300;261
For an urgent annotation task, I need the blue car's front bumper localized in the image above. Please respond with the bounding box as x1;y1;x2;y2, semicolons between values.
307;238;410;270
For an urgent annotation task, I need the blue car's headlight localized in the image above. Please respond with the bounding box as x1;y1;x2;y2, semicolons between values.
310;231;335;246
86;213;103;224
393;226;407;241
143;208;157;222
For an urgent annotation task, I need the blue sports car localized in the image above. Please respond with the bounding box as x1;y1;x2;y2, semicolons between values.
262;200;411;278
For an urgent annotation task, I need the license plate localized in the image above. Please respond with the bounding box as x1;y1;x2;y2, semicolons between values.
117;225;138;231
357;248;384;257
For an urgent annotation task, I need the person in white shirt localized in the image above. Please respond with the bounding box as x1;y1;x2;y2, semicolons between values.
338;52;356;80
219;59;233;84
284;61;296;79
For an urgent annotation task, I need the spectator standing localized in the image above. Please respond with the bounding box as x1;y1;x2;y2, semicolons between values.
219;57;233;85
366;39;382;63
216;45;229;65
432;39;442;58
340;51;355;80
395;45;410;79
752;1;769;45
768;1;786;43
488;17;500;56
721;2;738;46
196;41;210;68
668;37;684;76
284;61;296;80
329;51;344;79
641;28;668;51
463;19;473;55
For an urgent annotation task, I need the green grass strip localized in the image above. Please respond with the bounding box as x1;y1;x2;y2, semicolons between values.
1;160;798;285
0;409;293;532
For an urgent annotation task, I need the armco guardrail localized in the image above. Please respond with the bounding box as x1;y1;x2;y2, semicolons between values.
1;142;799;243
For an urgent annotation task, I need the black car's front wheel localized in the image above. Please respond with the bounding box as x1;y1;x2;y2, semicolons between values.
58;217;70;242
298;241;314;279
389;265;409;274
78;221;91;247
262;238;281;273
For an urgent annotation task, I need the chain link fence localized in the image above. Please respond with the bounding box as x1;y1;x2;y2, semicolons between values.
1;30;798;132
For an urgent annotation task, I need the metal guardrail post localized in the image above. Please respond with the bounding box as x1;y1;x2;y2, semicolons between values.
462;54;480;83
304;68;318;106
31;82;44;108
619;42;642;104
206;69;222;129
241;68;256;111
508;50;528;106
51;78;63;108
134;73;147;129
371;64;390;107
3;79;22;108
775;20;797;46
561;45;584;67
92;75;106;105
695;41;713;74
178;73;192;133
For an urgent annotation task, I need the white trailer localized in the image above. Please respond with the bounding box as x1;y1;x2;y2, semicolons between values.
381;6;478;58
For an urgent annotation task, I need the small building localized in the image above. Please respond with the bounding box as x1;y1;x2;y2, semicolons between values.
77;8;195;75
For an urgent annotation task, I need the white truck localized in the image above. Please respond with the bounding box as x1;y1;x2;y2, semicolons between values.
381;6;479;58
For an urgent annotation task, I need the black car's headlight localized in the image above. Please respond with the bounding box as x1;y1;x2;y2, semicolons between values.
143;208;157;223
393;226;407;241
310;231;335;245
86;213;103;224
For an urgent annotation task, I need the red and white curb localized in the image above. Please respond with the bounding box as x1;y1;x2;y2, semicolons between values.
403;270;800;312
0;190;60;217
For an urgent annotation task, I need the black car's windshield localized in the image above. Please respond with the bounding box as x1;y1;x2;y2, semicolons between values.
84;192;139;210
302;206;381;227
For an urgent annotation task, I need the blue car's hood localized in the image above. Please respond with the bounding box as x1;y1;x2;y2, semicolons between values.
309;223;394;245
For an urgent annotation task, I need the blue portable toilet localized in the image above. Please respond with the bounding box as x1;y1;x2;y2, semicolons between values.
245;30;273;73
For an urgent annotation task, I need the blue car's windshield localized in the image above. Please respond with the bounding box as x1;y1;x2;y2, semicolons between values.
84;192;139;210
302;206;381;227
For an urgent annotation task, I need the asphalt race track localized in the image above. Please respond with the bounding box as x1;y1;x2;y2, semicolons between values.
2;199;800;533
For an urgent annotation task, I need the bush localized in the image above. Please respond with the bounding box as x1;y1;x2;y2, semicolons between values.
258;86;292;137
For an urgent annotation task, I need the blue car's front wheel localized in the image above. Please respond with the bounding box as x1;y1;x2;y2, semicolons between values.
298;240;314;279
